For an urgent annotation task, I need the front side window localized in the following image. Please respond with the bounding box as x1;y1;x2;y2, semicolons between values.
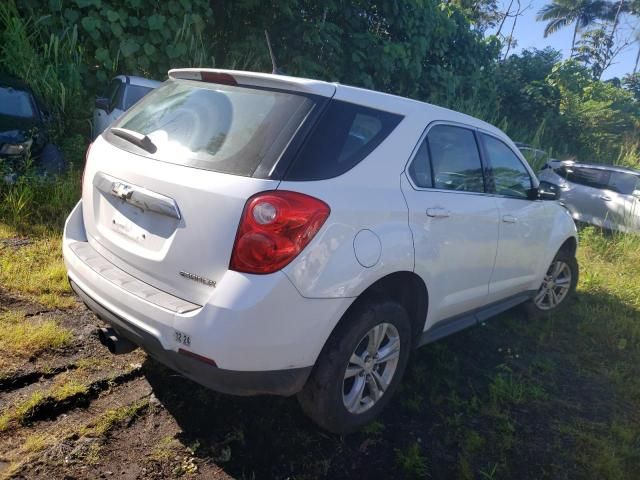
110;79;316;177
427;125;485;193
105;79;122;112
566;167;610;189
481;134;533;199
124;85;154;110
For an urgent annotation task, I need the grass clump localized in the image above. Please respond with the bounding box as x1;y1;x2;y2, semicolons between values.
396;442;430;478
0;310;72;359
0;226;75;309
82;399;149;438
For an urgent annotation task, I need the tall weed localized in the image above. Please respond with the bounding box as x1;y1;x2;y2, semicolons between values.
0;0;89;143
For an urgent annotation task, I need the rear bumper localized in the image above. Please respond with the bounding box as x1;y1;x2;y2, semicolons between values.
70;280;310;396
63;200;352;395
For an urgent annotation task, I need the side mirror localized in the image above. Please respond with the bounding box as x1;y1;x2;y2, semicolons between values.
537;181;560;200
95;97;109;111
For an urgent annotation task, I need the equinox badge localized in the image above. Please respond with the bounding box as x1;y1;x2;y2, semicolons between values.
179;271;216;287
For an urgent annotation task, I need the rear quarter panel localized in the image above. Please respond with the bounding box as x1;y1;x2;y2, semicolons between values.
279;96;428;299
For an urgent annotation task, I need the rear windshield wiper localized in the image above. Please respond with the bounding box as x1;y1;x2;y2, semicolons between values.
111;127;157;154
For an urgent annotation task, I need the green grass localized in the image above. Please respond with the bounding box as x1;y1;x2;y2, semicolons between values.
0;310;72;367
396;442;430;478
81;400;149;438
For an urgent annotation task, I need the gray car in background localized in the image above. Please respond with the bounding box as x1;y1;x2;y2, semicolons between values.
539;160;640;234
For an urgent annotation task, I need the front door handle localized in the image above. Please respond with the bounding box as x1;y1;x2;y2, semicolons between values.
502;214;518;223
600;195;612;201
426;208;450;218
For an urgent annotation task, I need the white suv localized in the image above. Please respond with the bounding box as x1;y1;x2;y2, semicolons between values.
63;69;579;433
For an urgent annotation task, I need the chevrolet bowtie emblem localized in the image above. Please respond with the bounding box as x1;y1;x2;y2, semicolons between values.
111;182;134;200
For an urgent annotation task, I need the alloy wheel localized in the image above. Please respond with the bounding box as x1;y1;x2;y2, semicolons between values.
342;323;400;414
534;260;572;311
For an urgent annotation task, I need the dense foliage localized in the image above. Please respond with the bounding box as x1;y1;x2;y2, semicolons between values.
0;0;638;168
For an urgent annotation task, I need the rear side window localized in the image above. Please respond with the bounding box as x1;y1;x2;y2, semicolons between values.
480;134;532;199
284;100;402;180
109;79;316;177
427;125;485;193
608;171;639;195
408;140;432;188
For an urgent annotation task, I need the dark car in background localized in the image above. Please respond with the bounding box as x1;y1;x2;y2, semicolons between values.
0;75;64;181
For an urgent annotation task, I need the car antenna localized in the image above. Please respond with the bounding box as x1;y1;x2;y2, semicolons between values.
264;30;284;75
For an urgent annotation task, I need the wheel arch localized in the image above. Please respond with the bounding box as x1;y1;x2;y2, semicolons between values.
325;271;429;352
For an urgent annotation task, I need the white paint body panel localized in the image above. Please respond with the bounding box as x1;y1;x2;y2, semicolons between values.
63;70;578;375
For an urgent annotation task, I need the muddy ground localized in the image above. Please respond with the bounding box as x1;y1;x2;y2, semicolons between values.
0;285;635;480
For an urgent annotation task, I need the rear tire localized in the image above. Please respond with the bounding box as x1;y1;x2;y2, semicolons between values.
297;299;411;434
524;249;578;319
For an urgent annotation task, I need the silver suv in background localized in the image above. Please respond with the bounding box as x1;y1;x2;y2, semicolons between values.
92;75;161;140
539;160;640;233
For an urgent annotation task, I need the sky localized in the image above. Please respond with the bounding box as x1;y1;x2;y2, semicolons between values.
488;0;639;79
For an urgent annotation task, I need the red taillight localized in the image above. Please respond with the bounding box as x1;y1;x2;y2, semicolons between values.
230;191;330;274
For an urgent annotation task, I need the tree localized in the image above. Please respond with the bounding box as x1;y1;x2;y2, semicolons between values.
536;0;613;57
575;27;631;79
622;73;640;100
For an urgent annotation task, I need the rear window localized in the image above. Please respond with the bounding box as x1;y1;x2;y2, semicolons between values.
108;79;317;177
284;100;403;180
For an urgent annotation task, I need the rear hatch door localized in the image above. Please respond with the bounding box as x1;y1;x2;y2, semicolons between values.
82;73;333;305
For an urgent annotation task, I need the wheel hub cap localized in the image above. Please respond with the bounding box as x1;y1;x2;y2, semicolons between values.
342;323;400;414
534;260;572;311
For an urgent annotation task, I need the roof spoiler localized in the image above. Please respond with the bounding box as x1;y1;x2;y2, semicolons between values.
168;69;336;98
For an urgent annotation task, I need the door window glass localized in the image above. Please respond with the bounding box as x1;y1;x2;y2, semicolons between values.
481;134;532;199
124;85;154;110
566;167;610;189
427;125;485;193
285;100;402;180
408;140;432;188
607;171;640;195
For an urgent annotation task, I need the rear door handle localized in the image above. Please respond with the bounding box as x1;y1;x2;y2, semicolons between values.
426;208;450;218
502;214;518;223
600;195;612;201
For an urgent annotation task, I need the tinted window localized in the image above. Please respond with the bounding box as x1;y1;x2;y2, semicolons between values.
124;85;154;110
565;167;610;189
111;82;126;111
482;134;532;198
427;125;485;193
608;171;639;195
408;140;432;188
105;79;122;111
110;79;316;177
285;100;402;180
0;87;35;118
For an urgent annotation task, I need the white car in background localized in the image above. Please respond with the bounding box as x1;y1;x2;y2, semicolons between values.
92;75;161;140
539;160;640;233
64;69;579;433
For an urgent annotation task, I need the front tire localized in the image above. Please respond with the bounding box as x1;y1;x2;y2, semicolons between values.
525;249;578;319
297;299;411;434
